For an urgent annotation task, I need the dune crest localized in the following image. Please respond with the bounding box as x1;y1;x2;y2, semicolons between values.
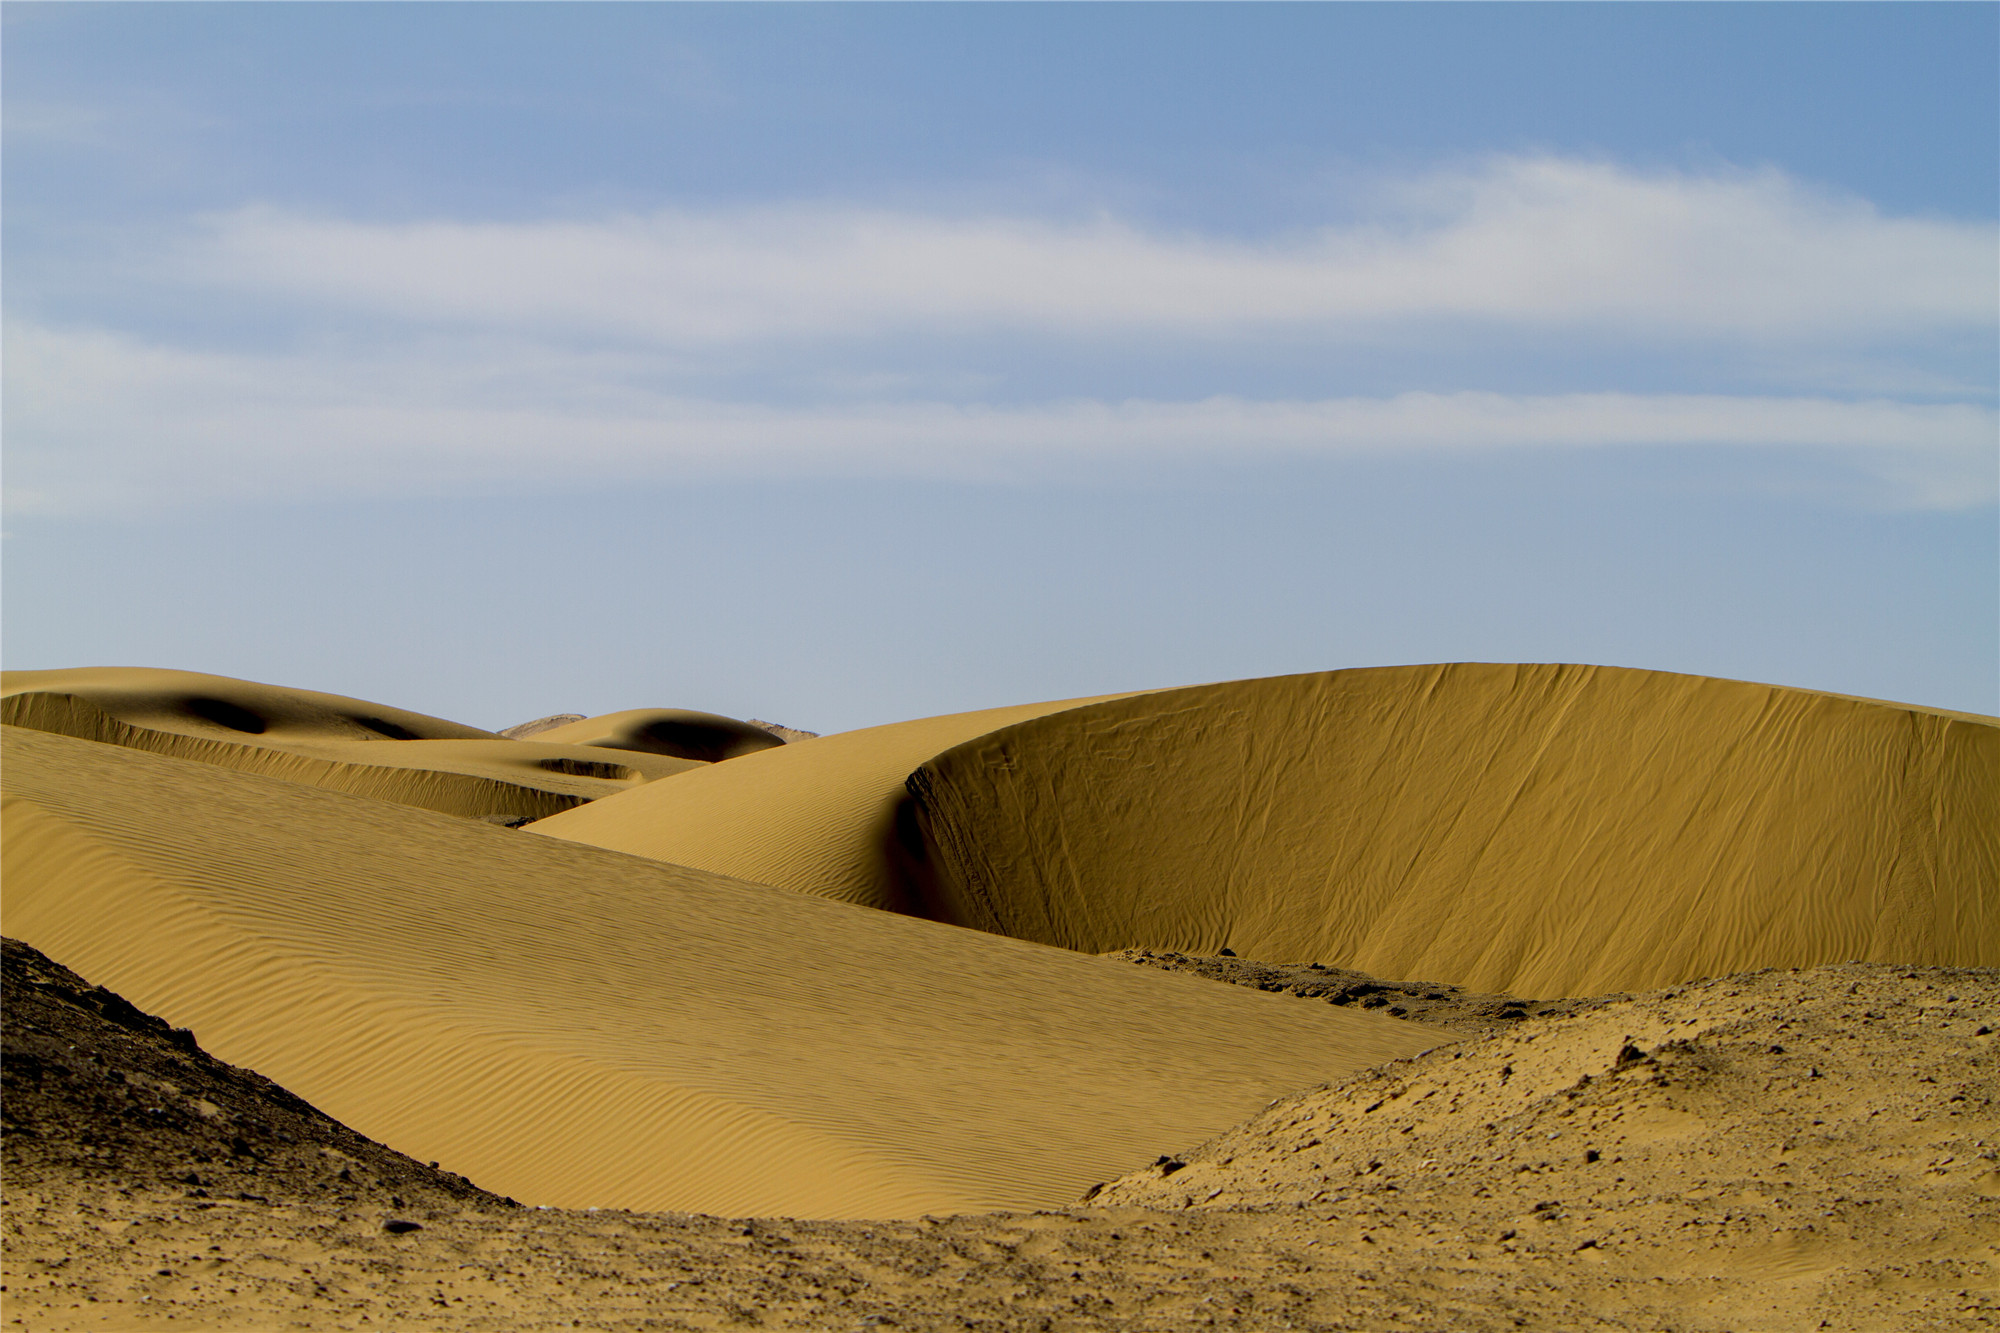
905;664;1998;995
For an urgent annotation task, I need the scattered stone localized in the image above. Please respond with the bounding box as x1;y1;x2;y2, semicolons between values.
1111;948;1613;1039
747;720;821;744
494;714;587;741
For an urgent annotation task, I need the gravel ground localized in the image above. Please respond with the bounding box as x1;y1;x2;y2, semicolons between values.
6;938;1994;1332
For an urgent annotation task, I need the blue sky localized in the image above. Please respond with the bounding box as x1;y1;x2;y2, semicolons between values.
5;3;1995;730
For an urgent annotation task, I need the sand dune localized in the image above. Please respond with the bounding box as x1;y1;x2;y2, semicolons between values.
525;708;788;762
4;659;1993;1331
907;664;1998;995
1;667;496;744
0;723;1432;1219
530;694;1139;912
2;669;701;820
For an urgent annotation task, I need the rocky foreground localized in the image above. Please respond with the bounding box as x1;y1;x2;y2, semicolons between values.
3;937;1994;1332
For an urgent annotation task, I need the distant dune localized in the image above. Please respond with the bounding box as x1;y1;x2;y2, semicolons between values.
525;707;788;762
1;669;702;820
0;723;1429;1218
906;664;1998;995
1;667;499;745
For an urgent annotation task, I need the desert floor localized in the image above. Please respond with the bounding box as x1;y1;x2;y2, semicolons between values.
6;936;1994;1333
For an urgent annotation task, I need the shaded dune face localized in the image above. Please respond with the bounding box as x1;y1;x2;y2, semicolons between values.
0;725;1433;1219
0;669;702;821
0;667;495;745
905;664;1999;997
526;709;787;763
529;695;1140;913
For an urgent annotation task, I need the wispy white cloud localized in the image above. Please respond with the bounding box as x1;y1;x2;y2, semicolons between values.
181;157;1994;345
0;98;115;149
9;156;1990;519
8;322;1991;515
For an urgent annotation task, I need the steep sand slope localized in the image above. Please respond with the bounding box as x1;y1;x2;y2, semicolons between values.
0;725;1431;1219
530;694;1138;912
2;671;699;820
908;664;1999;995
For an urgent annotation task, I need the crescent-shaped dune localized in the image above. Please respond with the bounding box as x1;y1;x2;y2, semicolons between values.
904;663;1999;996
525;708;788;762
0;724;1433;1219
1;669;702;820
0;667;498;744
528;694;1142;912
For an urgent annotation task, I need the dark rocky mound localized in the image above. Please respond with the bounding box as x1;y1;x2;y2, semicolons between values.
1;936;510;1213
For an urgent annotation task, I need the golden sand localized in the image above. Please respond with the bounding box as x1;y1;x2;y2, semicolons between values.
4;661;1993;1330
906;664;1998;994
523;708;788;762
2;669;700;820
529;694;1140;912
1;723;1429;1219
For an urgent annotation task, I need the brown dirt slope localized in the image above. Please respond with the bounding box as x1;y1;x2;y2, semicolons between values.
1;723;1431;1219
1;671;699;821
1094;962;1999;1330
1;937;505;1216
909;663;1999;995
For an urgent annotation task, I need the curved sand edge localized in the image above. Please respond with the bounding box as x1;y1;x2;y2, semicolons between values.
528;692;1146;911
908;663;1999;995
